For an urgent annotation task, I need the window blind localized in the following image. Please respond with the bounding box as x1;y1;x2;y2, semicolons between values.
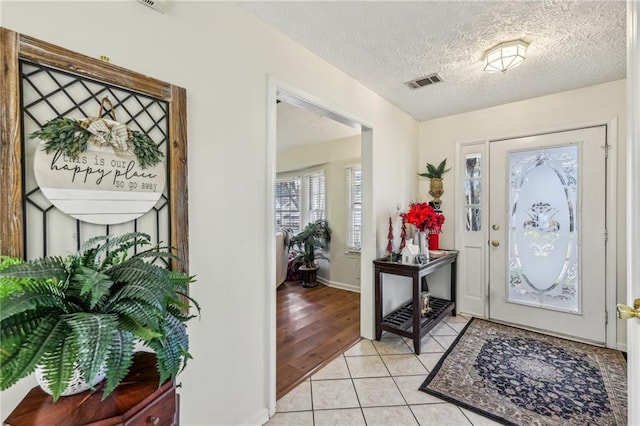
306;171;326;223
275;176;301;233
346;166;362;251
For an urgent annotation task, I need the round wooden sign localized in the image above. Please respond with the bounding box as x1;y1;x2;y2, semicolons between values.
33;142;166;225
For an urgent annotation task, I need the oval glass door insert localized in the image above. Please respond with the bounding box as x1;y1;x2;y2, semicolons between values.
508;145;579;313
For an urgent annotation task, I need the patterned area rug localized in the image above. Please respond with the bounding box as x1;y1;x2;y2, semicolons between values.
420;318;627;425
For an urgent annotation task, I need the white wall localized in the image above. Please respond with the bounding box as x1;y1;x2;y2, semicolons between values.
418;79;627;347
277;136;361;290
0;2;419;424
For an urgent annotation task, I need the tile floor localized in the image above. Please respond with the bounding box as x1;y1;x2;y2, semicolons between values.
265;315;501;426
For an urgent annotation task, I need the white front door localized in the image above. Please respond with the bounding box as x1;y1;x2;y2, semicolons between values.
626;2;640;421
489;126;607;344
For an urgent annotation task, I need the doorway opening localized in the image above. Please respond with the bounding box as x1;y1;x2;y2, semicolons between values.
267;82;372;408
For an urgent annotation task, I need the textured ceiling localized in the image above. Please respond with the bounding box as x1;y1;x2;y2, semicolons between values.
240;1;626;122
277;101;360;150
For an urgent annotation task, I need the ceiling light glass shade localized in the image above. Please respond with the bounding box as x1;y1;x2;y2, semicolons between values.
483;40;529;73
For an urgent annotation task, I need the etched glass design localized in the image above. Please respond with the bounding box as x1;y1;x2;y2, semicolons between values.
465;181;481;205
466;155;481;178
508;145;579;312
466;208;481;232
464;153;482;231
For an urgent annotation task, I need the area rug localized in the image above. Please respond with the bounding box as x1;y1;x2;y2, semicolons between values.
420;318;627;425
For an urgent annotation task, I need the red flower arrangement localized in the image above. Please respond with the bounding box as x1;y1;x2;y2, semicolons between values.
401;202;445;233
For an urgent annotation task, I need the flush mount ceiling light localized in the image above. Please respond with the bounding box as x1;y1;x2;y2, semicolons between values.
483;40;529;73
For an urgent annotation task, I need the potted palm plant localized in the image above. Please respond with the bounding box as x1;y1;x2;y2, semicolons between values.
418;158;451;204
0;232;199;401
289;219;332;288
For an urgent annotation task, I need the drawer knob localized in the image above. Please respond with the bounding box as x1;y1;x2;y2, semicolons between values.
149;416;160;425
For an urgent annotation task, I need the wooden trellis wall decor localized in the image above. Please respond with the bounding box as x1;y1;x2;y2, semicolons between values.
0;27;189;273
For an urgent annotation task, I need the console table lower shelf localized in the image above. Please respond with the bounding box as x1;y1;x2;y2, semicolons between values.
380;297;455;340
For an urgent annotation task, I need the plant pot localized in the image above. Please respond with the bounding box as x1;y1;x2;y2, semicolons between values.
429;178;444;204
300;265;319;288
35;363;106;397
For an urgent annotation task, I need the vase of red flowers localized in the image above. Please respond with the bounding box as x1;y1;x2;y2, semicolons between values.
415;230;428;255
401;202;445;253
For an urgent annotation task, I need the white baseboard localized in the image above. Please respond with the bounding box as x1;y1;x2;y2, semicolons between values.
317;277;360;293
242;407;269;426
616;343;627;353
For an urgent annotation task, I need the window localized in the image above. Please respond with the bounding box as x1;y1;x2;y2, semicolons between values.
464;153;482;231
275;169;325;233
306;171;326;223
275;176;301;233
346;166;362;251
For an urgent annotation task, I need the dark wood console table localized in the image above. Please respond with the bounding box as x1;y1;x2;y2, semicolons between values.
374;251;458;354
3;352;177;426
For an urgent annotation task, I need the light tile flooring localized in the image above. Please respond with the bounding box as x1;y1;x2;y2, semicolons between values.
266;315;501;426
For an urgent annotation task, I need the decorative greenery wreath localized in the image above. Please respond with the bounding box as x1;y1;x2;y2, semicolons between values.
29;97;163;169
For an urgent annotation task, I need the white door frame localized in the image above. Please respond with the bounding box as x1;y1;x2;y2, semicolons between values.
265;77;374;416
455;119;618;349
626;2;639;423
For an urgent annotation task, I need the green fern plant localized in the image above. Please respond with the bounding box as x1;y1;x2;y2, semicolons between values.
418;158;451;179
0;232;199;401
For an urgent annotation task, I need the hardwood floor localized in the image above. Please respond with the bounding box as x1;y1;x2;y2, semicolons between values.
276;280;361;400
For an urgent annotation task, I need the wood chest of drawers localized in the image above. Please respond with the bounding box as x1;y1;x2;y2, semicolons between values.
3;352;178;426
